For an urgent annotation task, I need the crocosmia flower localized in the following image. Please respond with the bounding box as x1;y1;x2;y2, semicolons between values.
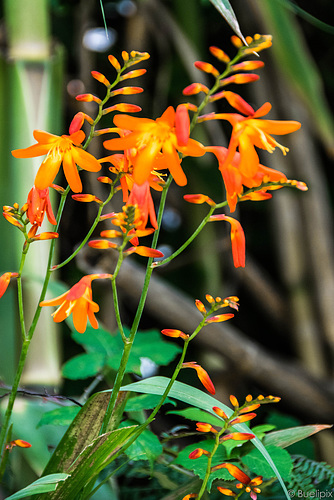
26;186;57;226
0;272;19;299
40;274;112;333
216;463;263;500
12;130;101;193
103;106;205;186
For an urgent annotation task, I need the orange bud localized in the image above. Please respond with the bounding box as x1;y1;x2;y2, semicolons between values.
183;83;209;95
209;46;230;63
91;70;110;87
69;112;85;134
212;406;228;419
125;246;164;258
217;487;236;496
88;240;118;249
220;432;255;442
194;61;220;77
175;104;190;147
31;231;59;241
129;50;150;62
183;193;216;206
122;50;129;62
108;54;121;71
12;439;32;448
231;61;264;71
221;74;260;85
76;93;102;104
72;194;102;204
231;36;243;48
239;404;260;413
189;448;210;459
196;422;217;433
205;313;234;323
182;362;215;395
97;176;112;184
230;395;239;407
100;229;122;239
229;413;257;425
0;272;19;299
161;329;189;340
205;294;215;304
195;299;206;315
3;212;24;228
110;87;143;97
120;69;147;80
182;495;198;500
223;91;255;116
103;103;142;115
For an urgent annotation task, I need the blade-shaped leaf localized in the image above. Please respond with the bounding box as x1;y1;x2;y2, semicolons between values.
5;474;70;500
41;392;111;475
37;406;81;428
121;376;291;500
209;0;247;44
263;424;332;449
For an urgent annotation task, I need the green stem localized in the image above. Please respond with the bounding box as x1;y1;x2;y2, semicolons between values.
152;200;227;268
100;175;173;434
0;339;30;475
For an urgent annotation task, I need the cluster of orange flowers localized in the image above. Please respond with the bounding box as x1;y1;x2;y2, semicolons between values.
183;392;280;500
1;38;306;334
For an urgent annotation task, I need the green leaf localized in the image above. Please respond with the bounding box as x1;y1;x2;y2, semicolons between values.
37;406;81;428
257;0;334;151
125;394;175;412
173;440;229;490
263;424;332;449
62;352;106;380
120;422;163;468
242;445;293;480
40;392;111;476
208;0;246;43
121;376;291;500
167;407;224;427
38;426;137;499
5;474;70;499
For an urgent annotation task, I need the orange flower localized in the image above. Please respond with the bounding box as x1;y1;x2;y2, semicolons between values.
189;448;210;459
210;214;245;268
182;361;215;394
216;463;263;500
12;130;101;193
200;93;300;179
103;106;205;186
161;329;189;340
26;186;57;226
6;439;32;451
40;274;112;333
126;181;158;231
0;272;19;299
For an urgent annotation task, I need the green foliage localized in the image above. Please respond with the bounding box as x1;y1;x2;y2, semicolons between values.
242;445;292;481
287;455;334;493
5;474;70;499
125;394;176;412
62;325;181;380
37;406;81;428
120;420;163;468
173;440;229;490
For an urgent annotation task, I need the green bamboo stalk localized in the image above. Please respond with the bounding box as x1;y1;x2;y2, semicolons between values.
1;0;65;389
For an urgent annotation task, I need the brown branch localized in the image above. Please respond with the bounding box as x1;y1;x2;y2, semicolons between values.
78;247;334;423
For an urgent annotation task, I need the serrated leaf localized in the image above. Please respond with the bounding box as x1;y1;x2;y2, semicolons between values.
121;423;163;467
125;394;175;412
263;424;332;449
209;0;246;43
62;352;106;380
167;407;224;427
5;474;70;499
121;376;291;500
242;445;292;480
37;406;81;428
173;440;229;490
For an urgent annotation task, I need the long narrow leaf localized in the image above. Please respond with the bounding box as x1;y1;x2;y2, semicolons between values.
5;474;70;500
121;376;291;499
209;0;247;44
